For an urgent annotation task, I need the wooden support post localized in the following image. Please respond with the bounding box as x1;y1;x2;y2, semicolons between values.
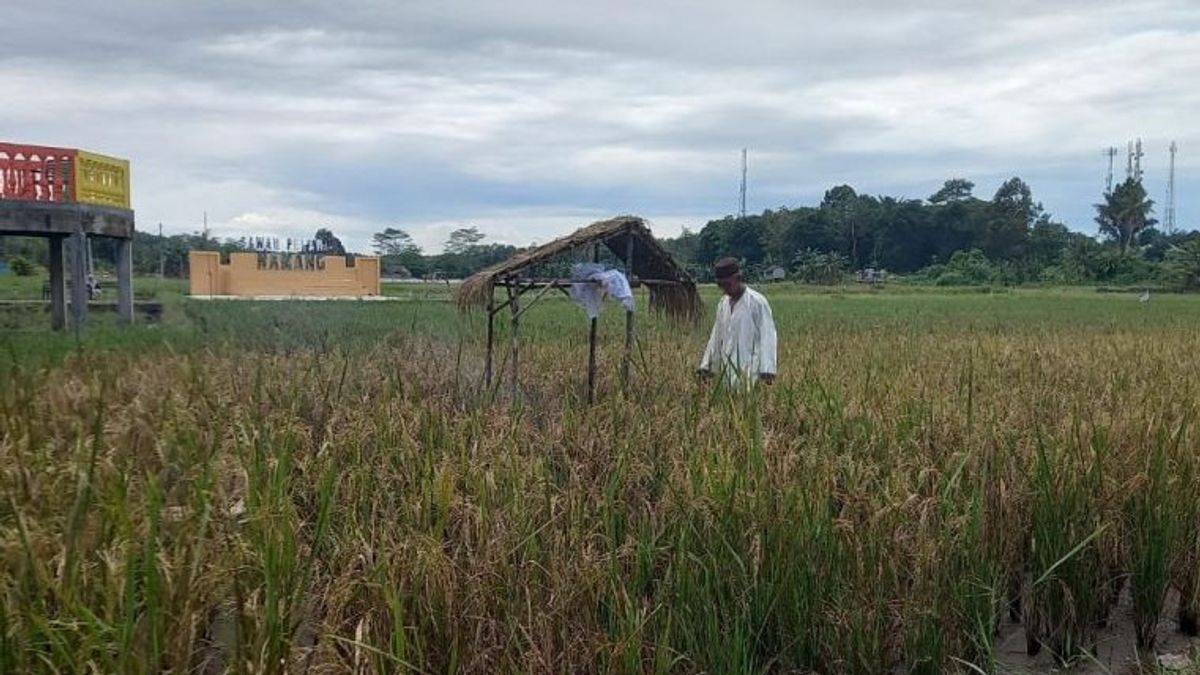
587;244;599;404
623;232;634;393
508;282;520;398
116;238;134;325
587;312;598;404
48;235;66;331
512;278;560;321
485;293;495;388
69;230;88;330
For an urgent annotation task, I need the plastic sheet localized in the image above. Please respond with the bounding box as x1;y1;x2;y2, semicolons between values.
569;263;634;318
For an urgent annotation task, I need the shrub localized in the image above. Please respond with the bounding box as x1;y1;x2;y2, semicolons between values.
7;255;36;276
1064;242;1158;285
1164;239;1200;290
790;248;848;285
919;249;999;286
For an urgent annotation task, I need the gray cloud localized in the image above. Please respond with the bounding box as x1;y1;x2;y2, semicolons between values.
5;0;1198;251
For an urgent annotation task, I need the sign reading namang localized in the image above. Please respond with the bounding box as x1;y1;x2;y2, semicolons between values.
188;251;381;297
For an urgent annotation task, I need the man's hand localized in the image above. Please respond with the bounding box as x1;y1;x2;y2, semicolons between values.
760;373;776;384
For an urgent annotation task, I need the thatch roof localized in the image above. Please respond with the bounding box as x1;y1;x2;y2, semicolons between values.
456;216;700;320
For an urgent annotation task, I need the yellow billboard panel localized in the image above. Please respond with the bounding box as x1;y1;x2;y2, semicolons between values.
73;150;130;208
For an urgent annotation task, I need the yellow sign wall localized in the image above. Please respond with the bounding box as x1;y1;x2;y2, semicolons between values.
189;252;382;297
73;150;131;208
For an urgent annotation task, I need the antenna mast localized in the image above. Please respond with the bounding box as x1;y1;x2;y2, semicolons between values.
739;148;748;219
1133;138;1144;182
1102;146;1118;194
1166;141;1178;234
158;222;165;278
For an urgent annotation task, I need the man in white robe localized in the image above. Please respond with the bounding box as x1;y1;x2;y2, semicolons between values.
698;257;778;387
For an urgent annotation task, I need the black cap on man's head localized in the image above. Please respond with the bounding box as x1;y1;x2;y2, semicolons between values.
714;257;740;280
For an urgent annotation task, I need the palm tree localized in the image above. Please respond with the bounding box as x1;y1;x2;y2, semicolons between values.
1094;179;1156;253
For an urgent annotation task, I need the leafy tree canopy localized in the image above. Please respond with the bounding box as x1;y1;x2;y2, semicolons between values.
929;178;975;204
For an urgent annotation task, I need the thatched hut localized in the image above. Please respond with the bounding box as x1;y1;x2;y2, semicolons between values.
455;215;700;401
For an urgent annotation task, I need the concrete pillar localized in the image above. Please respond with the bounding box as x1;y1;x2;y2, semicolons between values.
70;230;88;330
48;236;66;330
116;238;133;324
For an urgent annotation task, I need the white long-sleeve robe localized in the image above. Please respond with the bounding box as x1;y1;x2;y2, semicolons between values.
699;287;778;386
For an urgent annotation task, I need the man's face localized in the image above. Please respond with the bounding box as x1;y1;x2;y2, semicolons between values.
717;273;742;297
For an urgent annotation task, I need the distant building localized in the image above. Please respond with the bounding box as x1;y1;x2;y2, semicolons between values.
763;265;787;282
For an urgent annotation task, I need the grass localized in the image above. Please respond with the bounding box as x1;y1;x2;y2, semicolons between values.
2;276;1200;673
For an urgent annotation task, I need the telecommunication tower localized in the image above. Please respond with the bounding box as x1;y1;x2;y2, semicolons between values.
1102;146;1118;194
739;148;748;219
1166;141;1178;234
1133;138;1144;182
1124;139;1145;183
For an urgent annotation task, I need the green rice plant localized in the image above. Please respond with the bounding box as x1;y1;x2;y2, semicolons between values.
233;408;338;674
661;468;764;672
757;482;836;672
1126;421;1182;649
1022;429;1108;665
1171;423;1200;637
943;465;1006;674
822;523;894;675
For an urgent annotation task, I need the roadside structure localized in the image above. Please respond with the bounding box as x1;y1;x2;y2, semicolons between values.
456;215;700;402
0;141;134;329
188;251;380;297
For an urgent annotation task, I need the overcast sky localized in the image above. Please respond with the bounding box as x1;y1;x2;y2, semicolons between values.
5;1;1198;252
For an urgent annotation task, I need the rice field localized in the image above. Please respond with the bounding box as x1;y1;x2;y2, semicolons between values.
2;284;1199;674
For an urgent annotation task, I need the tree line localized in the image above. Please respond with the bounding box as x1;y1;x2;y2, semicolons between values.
3;176;1196;288
658;177;1200;288
0;227;353;279
0;222;519;281
369;226;518;279
364;176;1187;287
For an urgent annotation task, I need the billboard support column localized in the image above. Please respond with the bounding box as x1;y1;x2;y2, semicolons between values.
117;238;133;324
70;230;89;329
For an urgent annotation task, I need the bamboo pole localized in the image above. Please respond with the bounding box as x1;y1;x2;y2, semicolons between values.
508;281;520;398
485;292;494;388
493;277;680;288
623;232;634;393
511;278;559;321
587;244;599;404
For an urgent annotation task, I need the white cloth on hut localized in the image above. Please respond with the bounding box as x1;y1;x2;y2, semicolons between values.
568;263;635;319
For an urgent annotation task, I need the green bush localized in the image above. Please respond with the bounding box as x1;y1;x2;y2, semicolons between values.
919;249;1000;286
1164;240;1200;290
1037;265;1076;285
790;248;848;284
7;255;36;276
934;271;971;287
